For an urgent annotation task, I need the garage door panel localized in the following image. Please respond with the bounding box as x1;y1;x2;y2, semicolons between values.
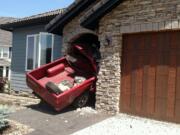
175;61;180;121
166;52;177;118
176;63;180;97
142;95;147;114
163;33;170;52
170;32;179;49
130;69;136;112
146;64;156;114
121;49;132;112
144;33;152;50
121;31;180;123
121;93;131;111
146;97;156;115
157;33;166;52
155;74;168;98
155;98;167;120
175;100;180;122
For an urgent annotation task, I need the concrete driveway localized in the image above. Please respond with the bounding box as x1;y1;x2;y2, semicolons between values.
71;114;180;135
9;103;109;135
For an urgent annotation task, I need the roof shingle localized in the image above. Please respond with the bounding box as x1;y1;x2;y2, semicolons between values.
0;9;64;31
46;0;97;34
80;0;122;29
0;17;16;47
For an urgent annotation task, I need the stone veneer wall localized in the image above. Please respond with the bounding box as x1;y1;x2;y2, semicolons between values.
97;0;180;114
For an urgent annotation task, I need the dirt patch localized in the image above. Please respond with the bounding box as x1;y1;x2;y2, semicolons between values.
0;93;39;135
0;93;40;111
1;120;34;135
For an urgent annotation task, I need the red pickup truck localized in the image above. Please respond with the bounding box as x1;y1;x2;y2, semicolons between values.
26;44;98;111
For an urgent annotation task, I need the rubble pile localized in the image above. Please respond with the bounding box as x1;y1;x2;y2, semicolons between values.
56;76;86;92
76;107;97;116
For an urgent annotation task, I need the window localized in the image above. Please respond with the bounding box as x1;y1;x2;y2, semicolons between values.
9;47;12;58
0;48;2;58
39;33;53;65
0;66;10;79
26;33;54;71
26;35;36;70
3;48;9;58
6;67;9;78
0;47;10;58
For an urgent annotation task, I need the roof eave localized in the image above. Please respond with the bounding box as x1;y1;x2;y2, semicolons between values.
0;15;59;31
46;0;96;35
81;0;122;30
0;26;13;31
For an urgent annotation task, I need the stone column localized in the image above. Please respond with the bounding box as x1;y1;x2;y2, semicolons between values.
96;23;122;114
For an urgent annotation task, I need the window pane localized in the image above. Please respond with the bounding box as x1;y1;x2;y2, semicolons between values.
40;34;52;65
3;48;9;58
9;47;12;58
0;66;3;77
0;47;2;58
35;35;39;68
6;67;9;78
27;36;35;70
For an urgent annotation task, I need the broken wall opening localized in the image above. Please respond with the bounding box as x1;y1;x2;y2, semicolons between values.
69;33;101;107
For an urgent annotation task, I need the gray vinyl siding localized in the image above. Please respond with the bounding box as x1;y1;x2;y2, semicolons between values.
11;25;45;72
11;71;30;92
53;35;62;60
11;25;62;92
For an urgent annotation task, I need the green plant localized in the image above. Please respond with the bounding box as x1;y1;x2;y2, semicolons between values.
0;78;6;93
0;105;11;131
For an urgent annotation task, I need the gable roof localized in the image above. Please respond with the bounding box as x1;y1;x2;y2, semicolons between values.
46;0;122;34
0;17;16;47
0;9;64;31
0;17;16;24
80;0;122;29
45;0;97;35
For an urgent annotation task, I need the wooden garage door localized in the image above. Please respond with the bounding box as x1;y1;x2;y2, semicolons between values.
120;31;180;123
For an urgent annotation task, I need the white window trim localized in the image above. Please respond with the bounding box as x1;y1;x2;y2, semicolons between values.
0;48;2;58
0;66;10;80
51;34;54;61
3;47;10;59
3;66;6;78
25;33;54;71
51;34;54;62
38;34;41;68
39;32;54;62
25;34;38;71
0;47;10;59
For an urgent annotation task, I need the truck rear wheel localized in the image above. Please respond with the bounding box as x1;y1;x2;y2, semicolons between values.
73;91;89;108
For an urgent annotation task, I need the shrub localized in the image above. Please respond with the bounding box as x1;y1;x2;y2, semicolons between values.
0;78;8;93
0;105;11;131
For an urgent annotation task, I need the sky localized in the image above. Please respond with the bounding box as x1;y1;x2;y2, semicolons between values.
0;0;74;18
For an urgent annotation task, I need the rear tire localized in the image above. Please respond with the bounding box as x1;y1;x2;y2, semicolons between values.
73;91;89;108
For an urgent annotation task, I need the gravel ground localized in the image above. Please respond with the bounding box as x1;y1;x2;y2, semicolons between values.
0;93;39;135
71;113;180;135
0;93;40;111
2;120;34;135
10;106;109;135
75;107;98;116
